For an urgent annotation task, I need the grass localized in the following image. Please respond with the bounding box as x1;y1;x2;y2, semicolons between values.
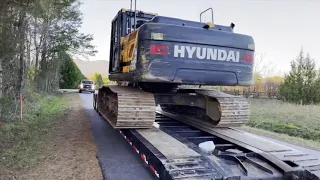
247;98;320;143
240;126;320;151
0;91;69;170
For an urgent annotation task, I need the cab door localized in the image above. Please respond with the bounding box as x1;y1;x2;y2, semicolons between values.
109;14;121;73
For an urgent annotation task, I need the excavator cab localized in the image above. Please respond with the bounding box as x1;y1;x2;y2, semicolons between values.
108;9;156;74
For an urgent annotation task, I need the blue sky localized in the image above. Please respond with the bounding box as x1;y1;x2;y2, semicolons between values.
78;0;319;76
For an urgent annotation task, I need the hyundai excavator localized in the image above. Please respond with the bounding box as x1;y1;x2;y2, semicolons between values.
94;7;254;129
93;3;320;180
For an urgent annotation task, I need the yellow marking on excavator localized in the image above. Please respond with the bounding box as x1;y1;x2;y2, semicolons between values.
203;22;214;29
120;37;126;45
121;29;139;73
122;65;130;73
207;22;214;27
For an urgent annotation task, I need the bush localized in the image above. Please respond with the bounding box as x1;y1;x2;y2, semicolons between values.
247;120;320;141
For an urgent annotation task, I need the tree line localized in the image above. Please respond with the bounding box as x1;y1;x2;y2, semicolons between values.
221;49;320;105
0;0;95;93
0;0;96;120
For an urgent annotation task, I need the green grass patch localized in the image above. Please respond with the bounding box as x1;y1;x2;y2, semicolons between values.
0;92;69;170
248;98;320;142
240;126;320;151
247;119;320;141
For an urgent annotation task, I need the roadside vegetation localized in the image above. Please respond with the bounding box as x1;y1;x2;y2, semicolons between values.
0;0;96;175
0;91;68;170
235;49;320;147
89;72;115;89
247;98;320;144
247;49;320;141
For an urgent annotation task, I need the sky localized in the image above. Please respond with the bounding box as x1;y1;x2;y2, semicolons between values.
78;0;320;76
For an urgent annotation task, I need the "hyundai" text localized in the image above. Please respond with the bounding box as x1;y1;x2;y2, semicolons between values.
174;45;240;62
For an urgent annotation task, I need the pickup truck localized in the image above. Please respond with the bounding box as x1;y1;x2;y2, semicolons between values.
79;79;95;93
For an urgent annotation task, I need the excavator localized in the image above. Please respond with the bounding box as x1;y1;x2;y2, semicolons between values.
93;2;320;179
94;6;254;129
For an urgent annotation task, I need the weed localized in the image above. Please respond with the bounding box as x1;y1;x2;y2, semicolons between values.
0;92;69;169
248;98;320;141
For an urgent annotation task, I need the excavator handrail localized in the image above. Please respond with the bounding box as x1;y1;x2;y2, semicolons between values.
200;7;214;24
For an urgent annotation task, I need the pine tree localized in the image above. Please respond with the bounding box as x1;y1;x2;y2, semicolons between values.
279;48;318;104
59;52;86;89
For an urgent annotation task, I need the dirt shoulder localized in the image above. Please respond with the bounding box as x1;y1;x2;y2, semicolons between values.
1;93;102;180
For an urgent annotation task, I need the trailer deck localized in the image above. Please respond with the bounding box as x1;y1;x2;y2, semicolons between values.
161;110;320;178
93;96;320;179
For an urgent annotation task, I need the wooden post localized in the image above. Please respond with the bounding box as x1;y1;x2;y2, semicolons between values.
20;92;23;121
0;60;2;120
0;59;2;98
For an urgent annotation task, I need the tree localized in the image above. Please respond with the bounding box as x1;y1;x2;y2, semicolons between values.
279;48;318;104
253;53;276;78
0;0;96;93
102;76;115;85
0;0;96;121
91;72;104;88
264;76;284;99
34;0;96;92
312;69;320;103
59;52;85;89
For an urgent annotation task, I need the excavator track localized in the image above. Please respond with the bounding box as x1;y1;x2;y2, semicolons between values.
196;89;249;127
160;88;249;128
96;85;156;129
96;85;248;129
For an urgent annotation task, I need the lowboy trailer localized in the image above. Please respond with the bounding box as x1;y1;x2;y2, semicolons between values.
93;93;320;180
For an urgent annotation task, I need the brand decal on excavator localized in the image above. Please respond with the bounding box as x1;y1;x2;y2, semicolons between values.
174;45;240;62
